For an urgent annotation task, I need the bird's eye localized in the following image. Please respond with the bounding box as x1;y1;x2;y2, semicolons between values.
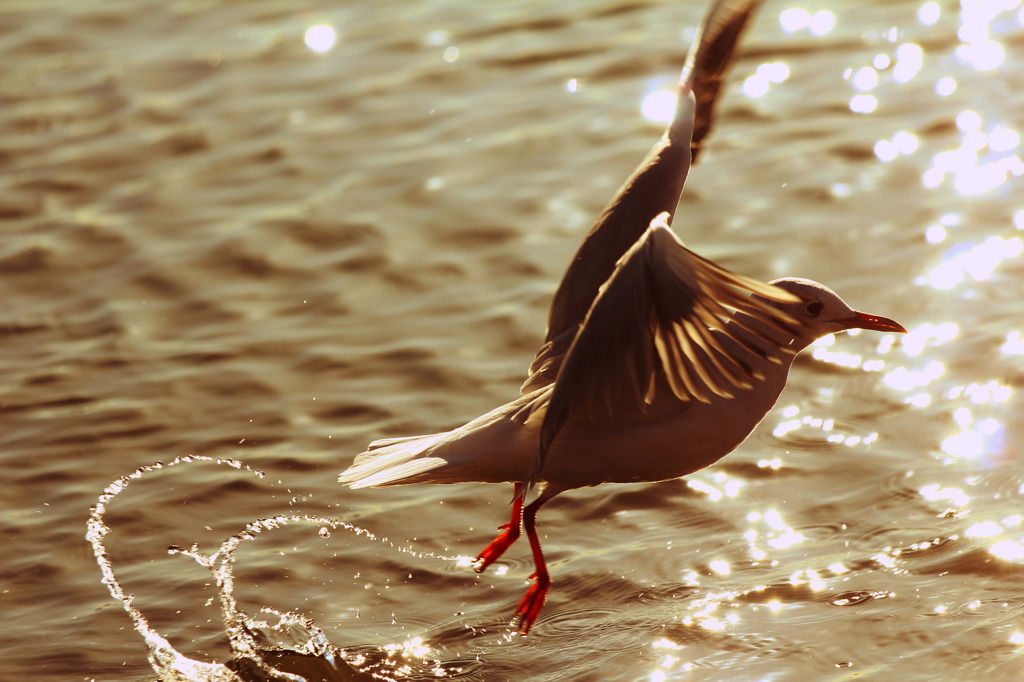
804;300;823;318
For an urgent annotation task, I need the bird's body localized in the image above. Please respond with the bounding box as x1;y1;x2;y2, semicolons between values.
339;0;907;634
342;311;797;491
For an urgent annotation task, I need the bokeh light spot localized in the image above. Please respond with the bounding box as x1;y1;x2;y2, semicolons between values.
304;25;337;53
642;89;677;123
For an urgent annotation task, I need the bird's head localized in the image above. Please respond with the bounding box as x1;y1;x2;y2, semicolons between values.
768;277;907;347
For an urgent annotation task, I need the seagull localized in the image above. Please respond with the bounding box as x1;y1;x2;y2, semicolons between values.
339;0;906;635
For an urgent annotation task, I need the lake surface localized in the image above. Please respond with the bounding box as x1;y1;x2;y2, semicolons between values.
3;0;1024;680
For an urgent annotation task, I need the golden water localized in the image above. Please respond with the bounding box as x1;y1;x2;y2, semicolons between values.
3;1;1023;679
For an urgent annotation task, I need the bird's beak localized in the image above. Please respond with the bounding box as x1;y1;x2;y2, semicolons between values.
838;311;907;334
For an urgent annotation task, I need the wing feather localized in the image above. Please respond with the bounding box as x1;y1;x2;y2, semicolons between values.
674;321;727;399
684;0;767;160
687;304;755;386
682;318;740;397
524;213;803;491
533;0;764;372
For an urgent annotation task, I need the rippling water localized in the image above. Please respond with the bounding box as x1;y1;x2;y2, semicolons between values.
3;1;1024;680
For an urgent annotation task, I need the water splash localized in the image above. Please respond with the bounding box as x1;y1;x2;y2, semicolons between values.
86;456;462;681
86;457;252;681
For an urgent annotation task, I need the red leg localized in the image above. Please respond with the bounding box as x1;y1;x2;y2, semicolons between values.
513;493;553;635
474;483;523;573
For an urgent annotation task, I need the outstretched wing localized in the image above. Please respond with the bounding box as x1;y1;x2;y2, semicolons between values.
685;0;765;163
526;0;764;394
523;213;802;491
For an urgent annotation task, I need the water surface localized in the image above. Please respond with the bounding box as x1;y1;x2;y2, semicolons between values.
3;1;1024;679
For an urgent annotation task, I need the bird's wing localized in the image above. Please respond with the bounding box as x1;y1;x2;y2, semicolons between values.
685;0;766;164
534;0;764;376
522;212;801;492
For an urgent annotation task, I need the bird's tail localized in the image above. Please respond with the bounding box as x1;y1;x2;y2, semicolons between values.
337;432;449;488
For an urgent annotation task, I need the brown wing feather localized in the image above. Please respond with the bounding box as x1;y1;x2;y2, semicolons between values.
526;0;764;394
523;213;801;491
683;0;765;162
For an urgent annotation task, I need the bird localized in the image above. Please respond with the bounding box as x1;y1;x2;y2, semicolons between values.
339;0;907;635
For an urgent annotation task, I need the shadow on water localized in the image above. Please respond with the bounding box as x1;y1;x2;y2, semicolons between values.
86;457;478;681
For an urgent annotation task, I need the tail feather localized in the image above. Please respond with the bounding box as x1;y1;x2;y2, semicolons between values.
340;390;545;489
338;432;448;487
347;433;442;468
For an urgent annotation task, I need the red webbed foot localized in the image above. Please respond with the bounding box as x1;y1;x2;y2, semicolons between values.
510;489;555;634
474;521;520;573
512;571;550;635
474;483;524;574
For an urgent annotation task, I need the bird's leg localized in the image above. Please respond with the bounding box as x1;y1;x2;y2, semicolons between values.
512;494;553;635
474;482;523;573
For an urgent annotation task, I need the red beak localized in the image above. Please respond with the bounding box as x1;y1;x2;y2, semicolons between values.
838;311;907;334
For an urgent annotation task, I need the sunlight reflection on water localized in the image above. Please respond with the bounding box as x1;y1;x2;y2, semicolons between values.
32;0;1022;678
844;0;1024;198
779;7;837;35
741;62;790;98
303;25;337;53
920;236;1023;289
641;88;677;124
